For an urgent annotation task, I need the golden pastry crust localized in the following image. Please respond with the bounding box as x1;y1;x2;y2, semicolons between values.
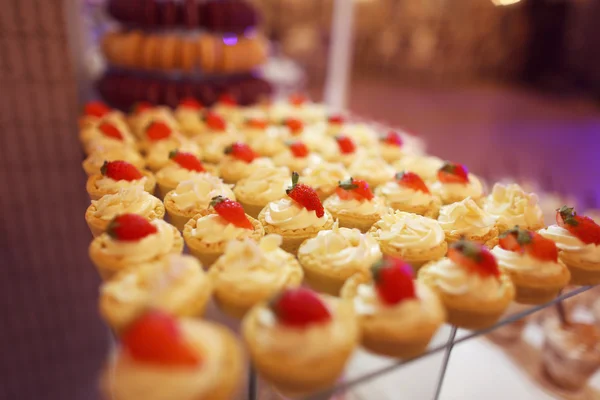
84;197;165;238
236;198;268;219
323;199;386;233
86;170;156;201
257;208;335;255
499;259;570;304
89;223;184;281
162;190;213;231
183;213;264;267
444;226;499;248
559;252;600;285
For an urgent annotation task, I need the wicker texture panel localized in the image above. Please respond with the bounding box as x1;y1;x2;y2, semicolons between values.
0;1;107;399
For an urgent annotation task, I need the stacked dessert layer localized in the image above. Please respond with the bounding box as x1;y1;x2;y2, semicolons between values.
79;96;600;399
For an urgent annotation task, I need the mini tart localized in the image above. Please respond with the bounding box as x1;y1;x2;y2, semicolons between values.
301;162;350;201
86;170;156;201
89;219;184;281
128;106;179;139
247;126;289;157
195;131;243;164
144;140;202;172
340;123;380;148
375;181;441;218
491;246;570;304
139;130;190;156
99;255;213;332
85;188;165;237
82;147;146;177
341;274;445;358
242;296;358;396
392;155;444;183
368;211;448;269
539;225;600;285
272;150;322;172
163;174;235;230
183;212;264;267
101;319;243;400
258;198;334;255
378;141;408;164
174;106;204;136
418;257;515;330
155;162;218;199
347;156;396;188
298;224;382;295
483;183;544;233
79;116;134;146
80;128;137;156
323;193;389;233
438;197;499;247
266;100;328;124
218;156;274;184
209;235;304;318
430;173;484;204
233;166;291;218
79;109;126;131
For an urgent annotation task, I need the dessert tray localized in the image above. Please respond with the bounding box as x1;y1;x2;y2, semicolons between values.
78;95;600;400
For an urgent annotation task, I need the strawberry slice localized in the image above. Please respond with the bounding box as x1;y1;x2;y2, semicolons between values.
210;196;253;229
289;141;309;158
121;311;201;366
556;206;600;245
178;97;203;110
328;115;345;125
271;288;331;327
107;214;157;241
437;162;469;184
169;150;204;172
498;227;525;252
224;142;257;163
204;112;226;131
335;177;374;201
289;93;307;107
101;160;143;181
218;93;237;106
246;118;268;130
383;131;403;147
286;172;325;217
145;121;172;141
335;135;356;154
84;101;110;118
284;118;303;135
371;256;416;305
99;122;123;141
132;102;153;115
499;227;559;262
395;171;429;194
448;239;500;278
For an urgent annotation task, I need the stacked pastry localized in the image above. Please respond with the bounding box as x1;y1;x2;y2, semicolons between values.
79;96;600;399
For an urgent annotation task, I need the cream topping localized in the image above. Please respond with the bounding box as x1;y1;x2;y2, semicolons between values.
221;157;274;180
348;156;395;183
84;148;144;173
377;181;435;207
483;183;544;229
190;214;254;244
438;198;496;237
95;175;148;191
145;140;201;170
393;155;444;182
101;220;176;263
326;195;387;216
301;162;349;191
430;173;484;201
491;246;566;277
372;210;445;250
248;127;288;156
92;188;160;221
156;164;203;185
234;167;291;204
539;225;600;263
264;198;329;230
170;174;235;211
342;124;380;147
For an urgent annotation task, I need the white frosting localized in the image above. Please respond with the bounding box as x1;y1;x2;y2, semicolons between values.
272;151;322;172
430;173;483;202
372;211;445;250
248;127;288;157
483;183;544;229
190;214;254;244
92;188;160;221
348;156;395;184
377;181;435;207
220;157;274;180
95;176;148;191
393;155;444;182
301;162;349;191
146;140;201;170
299;225;381;270
264;198;329;230
326;195;387;216
156;164;203;185
84;148;144;174
438;198;496;237
170;174;235;211
539;225;600;263
101;220;176;263
234;167;291;204
491;246;566;277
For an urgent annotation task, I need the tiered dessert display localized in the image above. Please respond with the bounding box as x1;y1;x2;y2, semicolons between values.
79;97;600;399
97;0;272;110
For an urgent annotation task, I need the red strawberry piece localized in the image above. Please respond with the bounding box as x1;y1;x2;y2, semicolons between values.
132;102;153;114
395;171;430;194
448;239;500;278
84;101;110;118
209;196;253;229
286;172;325;217
169;150;205;172
499;227;559;262
328;115;345;125
437;162;469;184
204;112;226;131
246;118;268;130
289;93;307;107
121;310;201;366
145;121;172;141
284;118;303;135
383;131;403;147
99;122;123;141
224;142;257;163
335;135;356;154
100;160;143;181
371;256;416;305
178;97;203;110
106;214;157;242
498;227;525;252
289;141;309;158
218;93;237;106
556;206;600;245
335;177;374;201
271;287;331;327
